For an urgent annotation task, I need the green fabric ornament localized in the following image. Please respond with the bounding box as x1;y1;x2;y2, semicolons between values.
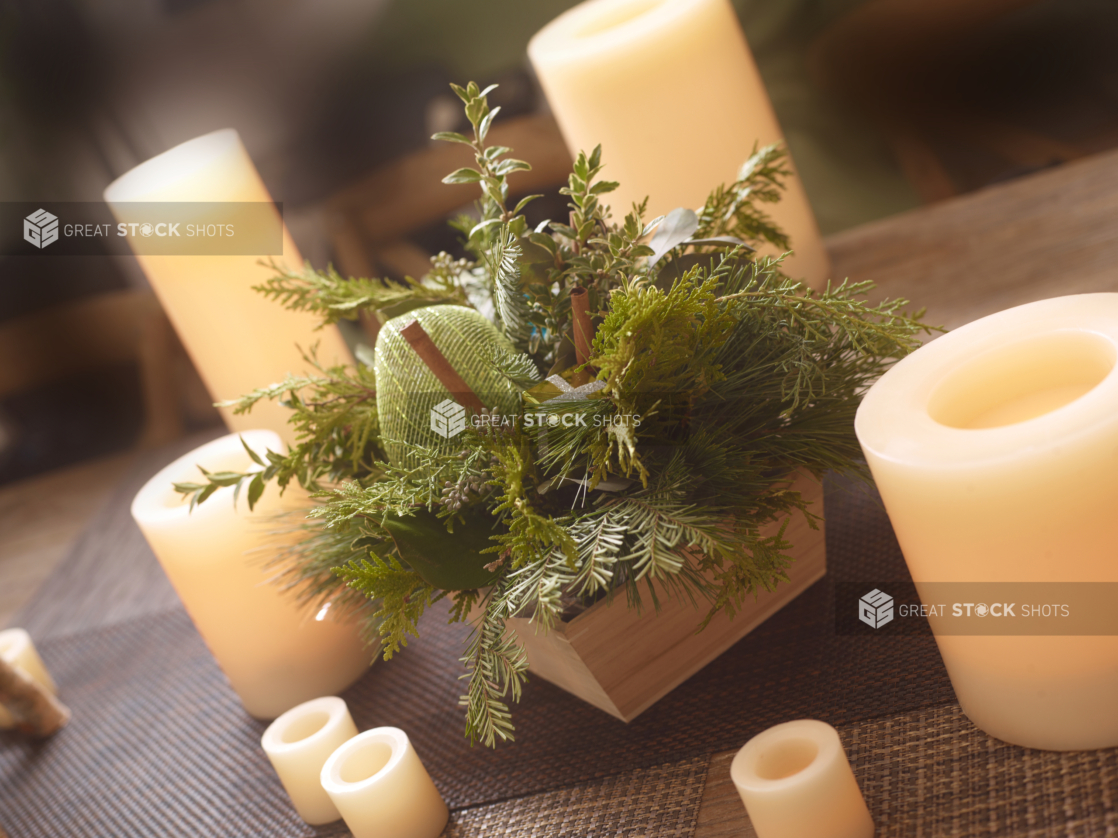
374;305;525;469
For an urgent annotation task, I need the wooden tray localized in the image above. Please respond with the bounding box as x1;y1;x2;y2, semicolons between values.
507;473;826;721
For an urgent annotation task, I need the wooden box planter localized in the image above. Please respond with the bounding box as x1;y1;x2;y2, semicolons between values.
508;473;826;722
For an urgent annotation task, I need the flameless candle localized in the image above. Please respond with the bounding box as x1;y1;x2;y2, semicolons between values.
856;294;1118;751
104;129;354;442
529;0;829;288
262;696;359;825
131;430;370;720
0;629;57;729
320;727;448;838
731;720;873;838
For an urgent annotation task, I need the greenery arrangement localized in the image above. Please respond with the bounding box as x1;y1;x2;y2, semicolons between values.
177;82;931;746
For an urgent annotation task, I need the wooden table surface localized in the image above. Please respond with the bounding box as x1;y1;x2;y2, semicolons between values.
826;147;1118;332
5;148;1118;838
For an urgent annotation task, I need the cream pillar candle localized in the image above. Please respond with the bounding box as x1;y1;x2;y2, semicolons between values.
0;629;58;729
856;294;1118;751
261;696;359;825
529;0;829;288
104;129;354;442
131;430;370;720
730;720;873;838
320;727;448;838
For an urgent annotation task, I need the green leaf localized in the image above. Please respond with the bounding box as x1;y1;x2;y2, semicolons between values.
247;473;265;511
523;235;556;262
590;180;619;195
443;167;483;184
588;144;602;172
478;106;501;142
431;131;472;145
469;217;503;238
494;158;531;176
206;471;244;487
465;98;488;128
193;482;217;512
647;207;699;267
381;508;500;590
512;194;542;215
241;435;265;467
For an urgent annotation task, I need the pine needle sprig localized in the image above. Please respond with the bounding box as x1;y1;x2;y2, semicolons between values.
336;554;436;659
253;257;469;326
459;598;529;747
695;143;792;250
486;223;533;352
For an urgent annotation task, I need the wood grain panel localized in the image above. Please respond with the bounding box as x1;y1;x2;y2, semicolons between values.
826;148;1118;332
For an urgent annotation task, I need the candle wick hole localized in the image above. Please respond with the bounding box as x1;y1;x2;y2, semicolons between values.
280;711;330;744
339;741;393;784
577;0;665;38
754;738;819;780
928;332;1116;430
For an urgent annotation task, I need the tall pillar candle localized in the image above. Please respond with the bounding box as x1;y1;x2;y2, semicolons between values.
131;430;370;719
262;697;359;825
321;727;448;838
529;0;829;288
0;629;58;729
855;294;1118;751
104;129;354;442
731;720;873;838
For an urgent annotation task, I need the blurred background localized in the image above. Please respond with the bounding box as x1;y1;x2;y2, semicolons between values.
1;0;1118;487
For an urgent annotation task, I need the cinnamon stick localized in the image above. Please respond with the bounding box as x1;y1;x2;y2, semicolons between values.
400;319;485;413
0;657;69;737
569;287;594;387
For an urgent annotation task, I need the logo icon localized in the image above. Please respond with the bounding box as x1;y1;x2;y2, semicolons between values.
23;209;59;249
430;398;466;439
859;589;894;629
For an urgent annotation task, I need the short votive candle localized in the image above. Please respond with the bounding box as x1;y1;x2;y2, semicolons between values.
261;696;359;825
320;727;448;838
0;629;58;729
855;294;1118;750
731;720;873;838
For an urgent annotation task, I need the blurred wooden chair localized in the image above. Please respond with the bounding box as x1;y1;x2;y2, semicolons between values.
0;289;208;450
809;0;1082;202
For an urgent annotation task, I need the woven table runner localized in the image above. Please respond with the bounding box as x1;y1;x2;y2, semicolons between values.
0;474;973;836
700;704;1118;837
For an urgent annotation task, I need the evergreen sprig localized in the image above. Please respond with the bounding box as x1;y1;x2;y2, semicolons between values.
253;256;469;327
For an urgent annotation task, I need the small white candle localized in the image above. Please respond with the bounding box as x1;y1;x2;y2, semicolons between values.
261;696;359;825
0;629;58;729
104;129;354;443
529;0;829;288
731;720;873;838
856;294;1118;751
320;727;448;838
130;430;370;720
